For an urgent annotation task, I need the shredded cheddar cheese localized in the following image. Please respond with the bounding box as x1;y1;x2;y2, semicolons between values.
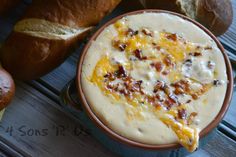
160;114;199;152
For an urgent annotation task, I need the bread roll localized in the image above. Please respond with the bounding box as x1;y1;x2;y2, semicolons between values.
1;0;121;80
0;67;15;111
194;0;233;36
139;0;233;36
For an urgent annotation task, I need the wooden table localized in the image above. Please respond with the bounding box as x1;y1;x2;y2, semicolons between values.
0;1;235;157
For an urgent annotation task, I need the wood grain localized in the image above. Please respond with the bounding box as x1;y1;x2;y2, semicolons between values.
0;151;8;157
0;82;118;157
0;141;24;157
0;0;235;157
188;131;236;157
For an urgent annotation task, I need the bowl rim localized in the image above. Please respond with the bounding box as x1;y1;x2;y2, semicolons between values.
76;9;234;150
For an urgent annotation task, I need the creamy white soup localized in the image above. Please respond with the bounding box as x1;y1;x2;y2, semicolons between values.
81;12;227;152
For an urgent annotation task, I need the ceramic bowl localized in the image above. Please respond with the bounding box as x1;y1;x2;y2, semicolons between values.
62;10;234;157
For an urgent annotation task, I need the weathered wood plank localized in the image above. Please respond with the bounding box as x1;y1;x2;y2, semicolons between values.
188;131;236;157
0;82;235;157
0;82;117;157
0;1;235;157
39;54;78;94
201;131;236;157
0;151;8;157
0;141;24;157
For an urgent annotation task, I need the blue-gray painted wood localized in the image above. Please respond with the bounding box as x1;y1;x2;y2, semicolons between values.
0;0;235;157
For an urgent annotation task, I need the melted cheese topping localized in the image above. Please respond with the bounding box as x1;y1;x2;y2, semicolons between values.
81;13;227;152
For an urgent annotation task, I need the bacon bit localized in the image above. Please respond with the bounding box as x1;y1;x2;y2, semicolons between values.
153;80;165;93
146;96;156;105
192;52;202;57
152;44;161;50
187;112;198;125
120;89;130;96
213;79;222;86
174;87;184;95
126;28;138;37
186;100;191;103
141;28;153;37
152;42;157;46
164;99;175;110
163;84;171;95
112;40;127;51
155;46;161;50
118;44;127;51
155;93;163;102
172;80;191;94
134;49;142;59
134;80;143;92
142;56;148;60
133;49;147;60
166;33;177;41
178;109;187;119
104;73;115;81
184;59;192;67
151;62;163;72
169;94;178;104
113;84;120;92
155;62;163;72
163;55;172;67
106;83;113;90
172;80;192;95
196;45;201;49
106;82;121;92
125;80;143;93
137;80;143;84
204;46;212;50
116;66;127;78
154;103;162;110
162;70;169;75
191;94;199;100
104;73;110;78
207;61;215;69
191;112;198;117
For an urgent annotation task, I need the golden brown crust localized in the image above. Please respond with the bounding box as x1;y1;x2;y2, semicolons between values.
0;68;15;110
1;0;121;80
196;0;233;36
0;0;21;15
23;0;121;28
140;0;233;36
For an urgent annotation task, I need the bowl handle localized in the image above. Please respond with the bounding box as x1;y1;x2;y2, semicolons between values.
60;78;83;111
